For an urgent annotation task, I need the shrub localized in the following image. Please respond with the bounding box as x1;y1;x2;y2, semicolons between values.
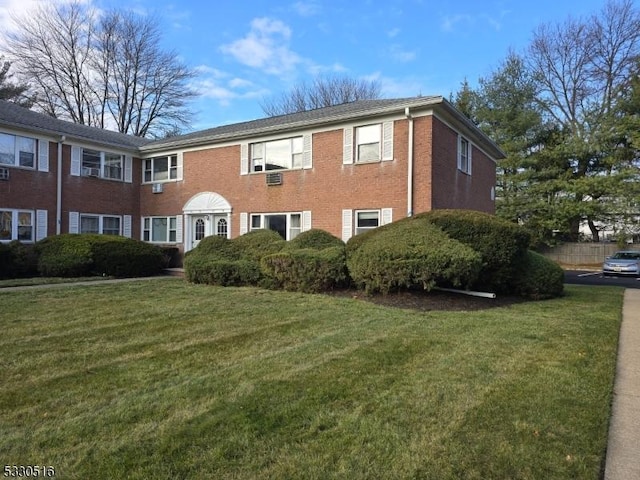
183;256;261;286
232;229;286;261
0;241;39;279
91;239;165;277
416;210;531;294
513;250;564;299
346;218;482;294
36;234;96;277
261;246;347;293
187;235;240;260
286;229;344;251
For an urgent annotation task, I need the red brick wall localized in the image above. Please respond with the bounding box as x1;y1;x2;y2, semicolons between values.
430;116;495;213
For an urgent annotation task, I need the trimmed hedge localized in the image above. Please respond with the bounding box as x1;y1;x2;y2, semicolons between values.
184;257;262;286
346;218;482;294
232;229;286;261
36;234;164;278
514;250;564;299
261;246;347;293
0;241;39;279
286;229;344;250
416;210;531;294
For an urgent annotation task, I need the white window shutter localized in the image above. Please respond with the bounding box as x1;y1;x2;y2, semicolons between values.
343;128;353;165
176;152;184;180
240;144;249;175
382;122;394;161
123;215;132;238
239;212;248;235
302;134;312;169
36;209;48;241
457;135;462;171
69;211;79;233
342;209;353;242
381;208;393;225
71;146;81;176
468;144;473;175
302;211;312;231
175;215;183;244
124;155;132;183
38;140;49;172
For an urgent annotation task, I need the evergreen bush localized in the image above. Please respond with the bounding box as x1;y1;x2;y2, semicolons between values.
513;250;564;299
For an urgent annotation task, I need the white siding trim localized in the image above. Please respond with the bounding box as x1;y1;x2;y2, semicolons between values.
69;211;79;234
343;128;353;165
302;134;312;169
239;212;248;235
124;155;132;183
382;121;394;161
36;209;48;241
123;215;132;238
70;146;81;176
240;143;249;175
302;210;312;232
381;208;393;225
342;209;353;242
38;139;49;172
175;215;183;244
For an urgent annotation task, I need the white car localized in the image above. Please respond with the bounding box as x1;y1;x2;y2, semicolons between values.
602;251;640;277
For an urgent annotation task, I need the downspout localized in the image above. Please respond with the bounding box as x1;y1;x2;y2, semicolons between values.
405;107;414;217
56;136;65;235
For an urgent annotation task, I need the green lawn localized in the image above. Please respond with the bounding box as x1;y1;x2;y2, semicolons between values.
0;279;622;479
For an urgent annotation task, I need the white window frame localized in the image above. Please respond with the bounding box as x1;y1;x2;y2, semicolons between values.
342;207;393;242
143;216;178;243
250;212;303;240
0;132;37;169
458;135;472;174
143;155;179;183
0;209;34;242
79;214;122;236
355;124;382;163
81;148;124;181
355;210;381;235
250;136;304;172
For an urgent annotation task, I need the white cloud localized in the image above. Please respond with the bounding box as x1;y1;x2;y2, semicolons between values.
292;1;321;17
441;12;504;33
191;65;268;106
220;17;303;77
389;45;417;63
387;28;401;38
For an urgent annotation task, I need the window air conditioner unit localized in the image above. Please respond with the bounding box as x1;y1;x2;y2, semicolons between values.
265;172;283;186
152;182;163;193
83;167;100;177
0;167;8;180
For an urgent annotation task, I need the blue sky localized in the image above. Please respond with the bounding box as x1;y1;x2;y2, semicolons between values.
0;0;614;132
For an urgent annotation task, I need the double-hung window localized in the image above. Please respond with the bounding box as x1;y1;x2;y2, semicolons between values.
355;210;380;235
144;155;178;182
0;209;33;242
81;149;124;180
356;124;381;162
250;213;302;240
458;135;472;174
251;137;303;172
143;216;178;243
80;215;121;235
0;133;36;168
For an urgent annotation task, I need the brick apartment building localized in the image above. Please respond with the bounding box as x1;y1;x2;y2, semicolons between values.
0;96;504;262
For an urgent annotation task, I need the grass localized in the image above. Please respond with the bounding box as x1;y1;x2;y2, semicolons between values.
0;278;622;479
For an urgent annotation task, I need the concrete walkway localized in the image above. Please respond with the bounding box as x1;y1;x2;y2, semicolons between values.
605;288;640;480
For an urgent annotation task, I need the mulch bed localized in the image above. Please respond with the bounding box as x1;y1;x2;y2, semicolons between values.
327;288;525;312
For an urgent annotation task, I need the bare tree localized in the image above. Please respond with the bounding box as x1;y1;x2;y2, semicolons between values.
5;1;195;137
261;75;381;116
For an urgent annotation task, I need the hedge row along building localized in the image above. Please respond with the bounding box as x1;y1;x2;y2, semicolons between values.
0;96;504;262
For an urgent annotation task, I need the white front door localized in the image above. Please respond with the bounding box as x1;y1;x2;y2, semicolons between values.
192;215;207;249
213;214;228;238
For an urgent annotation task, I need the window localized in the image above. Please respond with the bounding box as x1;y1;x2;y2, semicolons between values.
144;155;178;182
80;215;121;235
0;133;36;168
458;136;472;174
0;209;33;242
250;213;302;240
356;124;381;162
355;210;380;235
251;137;303;172
81;149;123;180
143;216;178;243
216;218;228;237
